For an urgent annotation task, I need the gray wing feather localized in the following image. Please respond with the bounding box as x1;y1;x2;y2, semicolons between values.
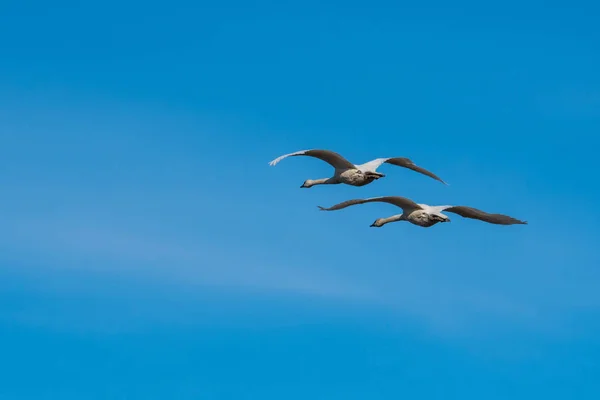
443;206;527;225
268;149;355;170
383;158;447;184
318;196;422;212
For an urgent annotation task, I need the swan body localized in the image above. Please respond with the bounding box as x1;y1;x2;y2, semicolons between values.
318;196;527;228
268;149;446;188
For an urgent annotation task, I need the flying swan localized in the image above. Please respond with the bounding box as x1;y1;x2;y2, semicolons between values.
268;149;447;188
318;196;527;228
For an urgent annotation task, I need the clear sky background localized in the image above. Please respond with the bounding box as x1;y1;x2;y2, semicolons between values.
1;1;599;399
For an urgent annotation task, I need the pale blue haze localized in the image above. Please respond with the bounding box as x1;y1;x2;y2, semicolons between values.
1;0;600;398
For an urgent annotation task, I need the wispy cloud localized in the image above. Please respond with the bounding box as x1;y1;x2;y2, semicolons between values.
2;212;545;336
5;215;379;303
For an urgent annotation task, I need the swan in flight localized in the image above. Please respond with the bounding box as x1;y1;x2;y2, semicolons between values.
318;196;527;228
268;149;447;188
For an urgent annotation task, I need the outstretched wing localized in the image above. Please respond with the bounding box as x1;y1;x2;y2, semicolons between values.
318;196;422;212
384;158;447;184
358;157;447;184
268;149;355;170
442;206;527;225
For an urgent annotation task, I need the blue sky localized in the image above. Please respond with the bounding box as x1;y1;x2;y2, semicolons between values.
1;0;600;398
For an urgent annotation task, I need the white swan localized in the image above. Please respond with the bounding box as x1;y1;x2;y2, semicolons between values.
268;149;446;188
318;196;527;228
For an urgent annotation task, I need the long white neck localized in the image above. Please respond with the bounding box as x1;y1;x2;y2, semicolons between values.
305;177;336;187
379;214;405;226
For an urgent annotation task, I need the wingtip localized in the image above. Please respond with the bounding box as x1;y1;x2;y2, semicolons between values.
434;175;449;185
317;206;326;211
268;157;281;166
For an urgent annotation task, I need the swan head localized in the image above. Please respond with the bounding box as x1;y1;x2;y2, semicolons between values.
300;179;313;188
369;218;385;228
